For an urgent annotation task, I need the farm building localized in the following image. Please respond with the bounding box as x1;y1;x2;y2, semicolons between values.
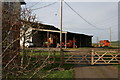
20;22;92;48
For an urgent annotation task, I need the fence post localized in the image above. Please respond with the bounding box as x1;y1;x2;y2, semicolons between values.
91;49;94;65
53;51;55;63
60;50;64;66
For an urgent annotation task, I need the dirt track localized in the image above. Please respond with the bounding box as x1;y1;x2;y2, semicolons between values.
74;65;118;78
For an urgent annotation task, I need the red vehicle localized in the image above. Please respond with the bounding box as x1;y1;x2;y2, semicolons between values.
57;40;77;48
99;40;110;47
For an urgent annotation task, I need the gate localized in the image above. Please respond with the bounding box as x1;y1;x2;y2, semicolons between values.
49;49;120;65
64;53;92;64
91;50;120;65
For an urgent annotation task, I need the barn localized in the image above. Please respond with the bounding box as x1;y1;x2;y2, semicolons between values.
20;22;92;48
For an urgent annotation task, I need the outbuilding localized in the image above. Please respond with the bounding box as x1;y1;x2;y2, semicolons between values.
20;22;93;48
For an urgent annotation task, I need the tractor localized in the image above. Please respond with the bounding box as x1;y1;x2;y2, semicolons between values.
98;40;110;47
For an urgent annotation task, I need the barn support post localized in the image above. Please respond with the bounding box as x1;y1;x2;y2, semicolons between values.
109;27;111;47
79;36;81;47
73;35;75;48
47;31;49;49
65;33;67;49
53;51;56;63
91;49;94;65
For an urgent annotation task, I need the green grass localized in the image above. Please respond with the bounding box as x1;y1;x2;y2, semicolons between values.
42;56;74;79
16;49;75;79
43;63;74;79
111;41;119;46
45;69;73;78
29;52;60;56
6;62;74;79
21;49;74;57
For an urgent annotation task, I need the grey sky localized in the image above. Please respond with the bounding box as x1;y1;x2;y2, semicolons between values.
23;1;118;43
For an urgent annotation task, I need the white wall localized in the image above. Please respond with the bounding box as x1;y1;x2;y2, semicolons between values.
20;27;33;48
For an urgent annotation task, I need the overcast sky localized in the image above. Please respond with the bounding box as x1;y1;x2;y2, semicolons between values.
23;0;118;43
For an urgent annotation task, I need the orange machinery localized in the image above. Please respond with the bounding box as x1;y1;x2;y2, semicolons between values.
98;40;110;47
57;40;77;48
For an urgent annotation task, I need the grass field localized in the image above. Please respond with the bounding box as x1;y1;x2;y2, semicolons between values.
45;69;73;78
43;63;74;79
19;50;74;79
111;41;119;46
18;43;120;79
29;51;74;79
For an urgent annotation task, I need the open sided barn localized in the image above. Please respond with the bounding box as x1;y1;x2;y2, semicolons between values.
20;22;92;48
65;32;92;48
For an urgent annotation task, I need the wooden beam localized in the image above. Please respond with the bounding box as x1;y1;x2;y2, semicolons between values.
32;28;67;33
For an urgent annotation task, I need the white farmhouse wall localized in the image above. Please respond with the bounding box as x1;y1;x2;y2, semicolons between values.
20;27;32;48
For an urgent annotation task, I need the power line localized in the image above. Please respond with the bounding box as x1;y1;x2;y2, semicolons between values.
63;1;106;30
31;2;57;11
27;2;40;9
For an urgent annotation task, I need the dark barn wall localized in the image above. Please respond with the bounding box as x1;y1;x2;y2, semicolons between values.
86;36;92;47
32;31;47;47
67;33;92;47
75;34;81;48
80;35;86;47
32;30;92;48
80;35;92;47
32;31;60;47
67;33;74;48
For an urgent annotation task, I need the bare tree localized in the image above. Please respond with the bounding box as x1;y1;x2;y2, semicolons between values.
2;2;52;79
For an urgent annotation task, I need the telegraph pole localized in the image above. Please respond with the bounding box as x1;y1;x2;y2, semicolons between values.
97;36;99;44
60;0;63;65
110;27;111;46
60;0;63;52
